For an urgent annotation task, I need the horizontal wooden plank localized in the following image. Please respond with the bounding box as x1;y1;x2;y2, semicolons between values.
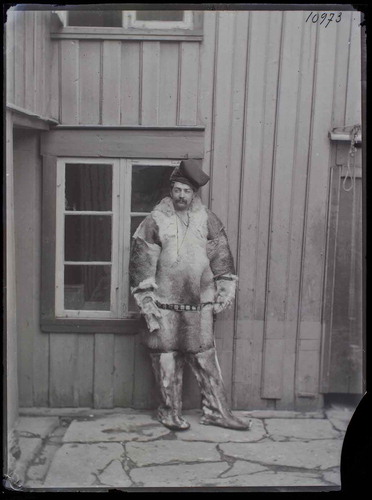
41;318;141;334
40;129;205;158
52;34;204;41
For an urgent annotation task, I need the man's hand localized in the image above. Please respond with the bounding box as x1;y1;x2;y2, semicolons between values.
141;296;162;332
213;276;238;314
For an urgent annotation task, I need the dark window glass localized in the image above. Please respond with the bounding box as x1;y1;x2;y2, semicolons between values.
128;215;147;312
131;165;174;212
130;215;146;239
136;11;184;22
68;11;122;27
64;265;111;310
65;215;112;262
65;164;112;212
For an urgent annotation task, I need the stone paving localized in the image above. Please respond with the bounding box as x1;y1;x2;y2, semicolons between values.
5;405;355;491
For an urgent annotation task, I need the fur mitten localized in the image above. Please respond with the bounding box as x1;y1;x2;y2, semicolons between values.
131;278;162;332
213;274;238;314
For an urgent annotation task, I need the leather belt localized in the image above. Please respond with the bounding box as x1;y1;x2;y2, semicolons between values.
155;300;215;312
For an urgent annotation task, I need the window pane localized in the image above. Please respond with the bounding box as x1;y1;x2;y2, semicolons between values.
130;215;146;239
68;11;122;27
65;215;112;261
64;265;111;310
129;215;146;312
65;163;112;211
131;165;174;212
136;11;184;22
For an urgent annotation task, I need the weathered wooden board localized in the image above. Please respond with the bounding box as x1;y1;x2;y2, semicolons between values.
234;11;280;408
252;11;283;325
34;12;45;118
14;11;25;109
295;17;338;410
198;11;217;206
332;11;353;128
120;42;141;125
261;11;303;404
60;39;79;124
158;42;179;126
14;130;35;407
77;334;94;407
102;41;121;125
6;111;19;426
49;334;79;407
40;128;205;158
50;40;60;121
79;41;101;124
24;11;35;112
113;335;135;407
323;168;363;394
345;12;362;125
178;42;199;126
209;11;239;400
5;14;15;105
141;42;160;125
94;334;115;408
13;130;49;407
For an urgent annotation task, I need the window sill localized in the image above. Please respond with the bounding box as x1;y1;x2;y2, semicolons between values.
41;315;142;334
51;27;203;41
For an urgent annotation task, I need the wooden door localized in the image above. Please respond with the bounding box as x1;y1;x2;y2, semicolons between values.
321;141;364;393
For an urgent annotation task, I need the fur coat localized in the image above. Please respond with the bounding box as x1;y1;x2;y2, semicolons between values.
129;195;238;353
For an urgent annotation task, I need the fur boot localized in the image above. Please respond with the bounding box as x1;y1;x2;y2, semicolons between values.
150;351;190;431
187;347;250;430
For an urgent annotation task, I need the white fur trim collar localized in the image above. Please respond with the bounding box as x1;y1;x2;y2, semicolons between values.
152;196;204;218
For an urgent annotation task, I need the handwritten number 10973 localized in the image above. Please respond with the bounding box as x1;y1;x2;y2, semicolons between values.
305;12;342;27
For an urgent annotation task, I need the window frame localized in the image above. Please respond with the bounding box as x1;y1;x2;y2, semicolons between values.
122;11;194;30
50;10;203;41
55;158;121;319
41;155;182;333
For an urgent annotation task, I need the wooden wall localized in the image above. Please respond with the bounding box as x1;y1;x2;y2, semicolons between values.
6;10;53;119
201;10;362;410
49;38;200;125
14;10;363;410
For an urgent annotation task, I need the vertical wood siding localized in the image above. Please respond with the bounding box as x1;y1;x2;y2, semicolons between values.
13;10;362;410
50;39;201;126
6;10;53;118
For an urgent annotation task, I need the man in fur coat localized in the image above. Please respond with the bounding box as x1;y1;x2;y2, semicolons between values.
129;159;249;431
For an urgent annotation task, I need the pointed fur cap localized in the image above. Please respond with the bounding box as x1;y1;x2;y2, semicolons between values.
170;159;210;190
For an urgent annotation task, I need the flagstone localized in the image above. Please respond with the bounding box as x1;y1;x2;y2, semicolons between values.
43;443;125;487
265;418;341;441
220;439;343;470
62;413;169;443
125;440;221;467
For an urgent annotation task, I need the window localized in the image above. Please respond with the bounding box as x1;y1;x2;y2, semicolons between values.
123;11;193;30
56;10;193;29
53;158;177;321
50;10;203;40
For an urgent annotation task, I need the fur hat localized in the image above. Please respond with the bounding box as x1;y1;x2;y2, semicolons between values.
170;159;210;190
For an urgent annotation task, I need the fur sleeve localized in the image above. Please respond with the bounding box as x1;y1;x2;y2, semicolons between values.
206;210;236;278
129;216;161;291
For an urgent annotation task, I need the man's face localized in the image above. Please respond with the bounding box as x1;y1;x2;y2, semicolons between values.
170;182;195;211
